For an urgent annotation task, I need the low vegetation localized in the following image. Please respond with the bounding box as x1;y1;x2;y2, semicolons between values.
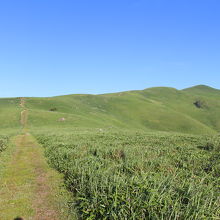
0;135;9;153
49;107;58;112
36;130;220;219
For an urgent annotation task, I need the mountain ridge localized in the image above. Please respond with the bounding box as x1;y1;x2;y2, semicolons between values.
0;85;220;135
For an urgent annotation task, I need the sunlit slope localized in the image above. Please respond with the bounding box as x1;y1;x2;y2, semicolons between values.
0;98;21;130
182;85;220;131
25;85;220;134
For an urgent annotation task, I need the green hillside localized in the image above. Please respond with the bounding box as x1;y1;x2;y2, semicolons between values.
1;85;220;134
23;85;220;134
0;98;21;131
1;85;220;219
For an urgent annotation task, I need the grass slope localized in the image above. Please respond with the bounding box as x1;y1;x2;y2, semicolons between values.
24;85;220;134
1;85;220;134
0;98;21;131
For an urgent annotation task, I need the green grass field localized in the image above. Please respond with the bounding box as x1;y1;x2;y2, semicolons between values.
0;85;220;219
36;129;220;219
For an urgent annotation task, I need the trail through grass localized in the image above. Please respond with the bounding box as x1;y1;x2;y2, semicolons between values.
0;98;70;220
1;87;220;219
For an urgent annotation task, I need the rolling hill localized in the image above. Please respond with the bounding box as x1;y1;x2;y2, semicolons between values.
1;85;220;135
1;85;220;219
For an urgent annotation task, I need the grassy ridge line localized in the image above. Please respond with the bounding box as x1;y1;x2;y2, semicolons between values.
0;85;220;134
27;94;215;134
24;85;220;134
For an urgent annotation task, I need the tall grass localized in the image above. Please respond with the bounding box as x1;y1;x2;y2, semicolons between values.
37;130;220;219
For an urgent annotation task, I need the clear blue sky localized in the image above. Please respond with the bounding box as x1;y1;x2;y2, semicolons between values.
0;0;219;97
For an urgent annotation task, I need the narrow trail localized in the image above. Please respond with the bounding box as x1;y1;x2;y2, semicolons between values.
20;97;25;108
0;98;68;220
20;110;28;129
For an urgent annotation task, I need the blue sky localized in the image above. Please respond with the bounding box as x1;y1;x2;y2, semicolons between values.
0;0;219;97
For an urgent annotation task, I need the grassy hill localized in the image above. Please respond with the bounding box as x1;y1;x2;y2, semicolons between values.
1;86;220;219
1;85;220;134
0;98;21;132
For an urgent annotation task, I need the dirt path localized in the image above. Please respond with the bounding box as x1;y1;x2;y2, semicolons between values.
0;98;69;219
20;110;28;128
20;97;25;108
20;98;28;129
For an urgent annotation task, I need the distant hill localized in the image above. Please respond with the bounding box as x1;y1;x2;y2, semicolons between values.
1;85;220;134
